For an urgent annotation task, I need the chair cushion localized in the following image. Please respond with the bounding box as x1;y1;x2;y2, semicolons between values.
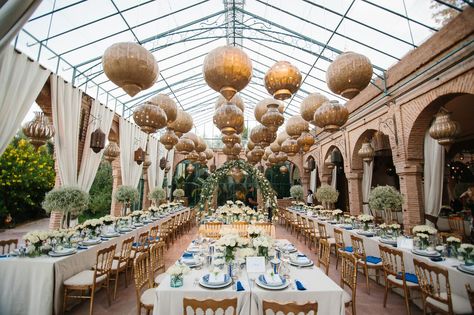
365;256;382;265
426;292;472;314
387;274;419;287
64;270;106;287
155;273;167;286
343;290;352;304
395;272;419;284
111;259;127;271
344;246;353;253
327;238;336;245
140;288;156;307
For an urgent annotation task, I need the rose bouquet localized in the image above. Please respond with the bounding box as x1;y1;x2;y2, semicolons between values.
358;214;374;231
23;230;49;256
167;263;190;287
458;243;474;266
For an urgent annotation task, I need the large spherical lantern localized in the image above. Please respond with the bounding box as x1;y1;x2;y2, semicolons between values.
261;101;284;132
182;132;199;148
253;145;265;159
187;150;199;161
150;94;177;124
175;137;194;154
263;147;273;161
297;131;315;152
246;150;260;164
254;98;284;123
264;61;302;100
213;103;244;135
314;100;349;132
203;45;252;101
102;42;158;97
276;130;290;146
231;143;242;156
215;94;245;113
268;153;279;164
270;141;281;154
222;133;241;148
286;115;309;139
300;93;329;125
169;109;193;137
195;136;207;153
22;112;54;150
429;108;461;147
250;125;276;148
326;51;373;99
103;141;120;162
247;140;255;151
205;148;214;160
358;142;375;163
198;152;207;165
281;138;300;156
160;128;179;150
277;151;288;163
133;101;167;134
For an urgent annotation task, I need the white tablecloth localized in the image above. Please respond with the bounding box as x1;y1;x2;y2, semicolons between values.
0;209;187;315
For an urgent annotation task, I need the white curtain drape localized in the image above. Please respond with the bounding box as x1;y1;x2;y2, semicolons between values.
0;1;42;56
362;161;374;214
424;129;445;217
77;100;114;192
331;166;337;188
156;142;166;190
147;136;159;191
310;167;317;192
51;74;82;186
167;148;175;194
119;117;147;188
0;47;50;155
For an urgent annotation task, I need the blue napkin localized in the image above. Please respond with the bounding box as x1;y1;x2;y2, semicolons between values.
182;252;193;258
0;254;8;258
297;253;306;258
344;246;353;253
344;226;353;230
236;281;245;291
396;272;418;284
295;280;307;291
430;256;443;262
132;242;141;247
78;245;88;250
366;256;382;264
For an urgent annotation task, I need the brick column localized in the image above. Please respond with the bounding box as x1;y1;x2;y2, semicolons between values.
397;164;424;234
346;171;363;216
110;157;123;216
49;155;63;230
142;166;151;210
300;173;310;198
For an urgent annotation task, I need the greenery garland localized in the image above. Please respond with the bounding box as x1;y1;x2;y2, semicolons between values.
198;159;278;213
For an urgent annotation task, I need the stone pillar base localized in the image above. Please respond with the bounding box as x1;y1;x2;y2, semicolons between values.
49;211;63;230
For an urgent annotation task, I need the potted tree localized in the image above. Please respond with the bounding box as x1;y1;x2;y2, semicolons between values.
42;186;89;228
315;185;339;210
290;185;304;201
368;185;403;223
173;188;185;203
148;187;166;206
114;185;139;216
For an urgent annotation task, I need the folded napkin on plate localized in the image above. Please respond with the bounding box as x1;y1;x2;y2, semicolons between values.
366;256;382;264
295;280;307;290
182;252;193;258
236;281;245;291
208;273;225;284
264;273;283;285
396;272;418;284
296;253;310;263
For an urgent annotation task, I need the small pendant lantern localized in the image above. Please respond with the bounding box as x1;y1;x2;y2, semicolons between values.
134;147;146;165
90;128;106;153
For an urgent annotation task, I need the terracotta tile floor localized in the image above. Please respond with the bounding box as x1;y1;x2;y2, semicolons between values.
2;221;423;315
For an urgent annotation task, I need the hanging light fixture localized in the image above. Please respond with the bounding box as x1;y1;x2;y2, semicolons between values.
304;157;316;173
213;102;244;135
264;61;302;100
22;112;54;150
160;128;179;150
205;148;214;161
326;51;373;99
103;141;120;162
314;100;349;132
268;153;279;164
133;101;167;134
297;131;315;153
276;131;290;146
169;109;193;138
277;151;288;163
270;140;281;154
429;108;461;148
254;98;284;124
222;133;241;148
261;100;285;132
263;147;272;161
286;115;309;140
358;141;375;164
90;127;106;153
247;140;255;151
102;42;158;97
195;136;207;154
300;93;329;125
159;157;167;170
150;94;177;124
231;143;242;156
252;145;265;159
215;94;245;113
250;125;276;149
281;138;300;156
186;150;199;161
175;137;195;154
203;45;252;101
134;147;146;165
279;165;289;174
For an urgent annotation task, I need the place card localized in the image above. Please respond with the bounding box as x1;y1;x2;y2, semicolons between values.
246;256;266;273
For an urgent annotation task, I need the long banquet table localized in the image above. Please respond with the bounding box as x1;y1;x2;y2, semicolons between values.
153;239;344;315
287;208;474;299
0;208;188;315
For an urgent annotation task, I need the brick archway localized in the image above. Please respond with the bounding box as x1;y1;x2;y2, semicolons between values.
351;129;378;171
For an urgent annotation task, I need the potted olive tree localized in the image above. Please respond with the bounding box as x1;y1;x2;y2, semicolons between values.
368;185;403;223
148;187;166;206
315;185;339;210
114;185;139;216
42;186;89;228
173;188;185;202
290;185;304;201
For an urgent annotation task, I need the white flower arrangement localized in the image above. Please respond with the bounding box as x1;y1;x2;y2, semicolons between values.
379;223;387;229
23;230;49;245
412;225;437;235
332;209;343;216
226;200;234;206
102;215;117;225
416;233;430;239
235;247;256;263
82;218;103;229
235;200;244;206
314;205;324;210
388;223;401;230
212;258;225;266
166;263;190;277
344;217;353;224
248;226;264;237
447;236;461;244
130;210;144;217
149;205;159;213
358;214;374;223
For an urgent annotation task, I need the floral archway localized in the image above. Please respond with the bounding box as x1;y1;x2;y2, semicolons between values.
198;159;278;213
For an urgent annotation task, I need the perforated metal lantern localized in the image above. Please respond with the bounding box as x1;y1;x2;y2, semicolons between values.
160;128;179;150
213;102;244;135
103;141;120;162
169;109;193;137
286;115;309;139
324;155;335;170
253;145;265;159
270;141;281;154
300;93;329;125
150;94;177;124
203;45;252;101
281;138;299;156
22;112;54;150
261;101;284;133
159;157;167;170
186;150;199;161
297;131;315;153
195;136;207;153
358;142;375;163
182;132;199;148
247;140;255;151
276;131;290;146
429;108;461;147
90;127;106;153
268;152;279;164
215;94;245;113
264;61;302;100
254;98;284;123
134;147;146;165
277;151;288;163
313;100;349;132
231;143;242;156
175;137;194;154
133;101;167;134
222;133;241;148
102;42;158;97
204;148;214;160
250;125;276;148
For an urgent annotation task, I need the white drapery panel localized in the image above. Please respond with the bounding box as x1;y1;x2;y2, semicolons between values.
167;148;175;192
331;166;337;188
156;142;165;190
310;166;317;192
0;47;50;155
362;161;374;214
119;117;147;188
0;1;42;56
424;129;445;217
51;74;82;186
147;136;159;191
77;100;114;192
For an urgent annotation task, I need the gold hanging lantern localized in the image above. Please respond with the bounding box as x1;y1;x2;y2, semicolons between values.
186;163;195;174
187;150;199;161
358;142;375;163
270;141;281;154
90;127;106;153
247;140;255;151
372;131;391;152
281;138;300;156
22;112;54;150
254;98;284;123
286;115;309;139
250;125;276;148
133;101;167;134
261;101;284;132
182;132;199;148
134;147;146;165
300;93;329;125
215;94;245;113
222;133;241;148
277;151;288;163
150;94;177;124
213;103;244;135
314;100;349;132
204;148;214;160
297;131;315;152
102;42;158;97
324;155;335;170
326;51;373;99
203;45;252;101
159;157;167;170
103;141;120;162
268;153;279;164
253;145;265;159
304;157;316;172
195;136;207;153
160;128;179;150
231;143;242;156
279;165;289;174
264;61;302;100
246;150;260;164
169;109;193;138
175;137;195;154
263;147;273;161
429;108;461;147
198;152;207;165
276;131;290;146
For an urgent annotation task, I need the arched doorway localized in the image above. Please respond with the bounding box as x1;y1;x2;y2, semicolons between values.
323;146;349;211
265;161;299;198
172;159;209;207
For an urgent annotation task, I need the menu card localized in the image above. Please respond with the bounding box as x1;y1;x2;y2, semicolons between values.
246;256;266;273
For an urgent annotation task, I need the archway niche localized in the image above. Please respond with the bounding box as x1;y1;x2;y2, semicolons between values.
322;146;349;211
265;160;299;199
172;159;209;207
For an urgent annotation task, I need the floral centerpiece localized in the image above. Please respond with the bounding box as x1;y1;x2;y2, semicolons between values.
101;215;116;226
166;263;190;287
50;228;76;249
252;235;274;258
447;236;461;257
388;223;401;237
23;230;49;256
248;226;264;238
82;218;103;237
412;225;437;250
458;243;474;266
332;209;343;222
358;214;374;231
130;210;144;224
235;247;256;264
315;185;339;209
215;232;249;262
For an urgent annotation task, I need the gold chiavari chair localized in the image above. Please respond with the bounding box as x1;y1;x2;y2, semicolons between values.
317;222;336;253
159;220;171;247
262;300;318;314
133;252;155;315
296;213;305;240
318;239;331;275
414;259;472;315
0;239;17;255
132;231;150;256
379;245;419;315
63;244;116;315
283;209;292;231
305;218;320;251
205;222;223;239
350;235;382;295
290;212;299;235
340;251;358;315
334;228;349;270
110;236;134;300
255;222;273;236
183;298;237;315
149;225;160;245
149;242;165;280
448;216;466;241
232;221;249;237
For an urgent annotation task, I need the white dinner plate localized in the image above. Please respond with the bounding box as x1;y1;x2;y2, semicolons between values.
457;264;474;275
379;238;397;246
256;274;289;290
199;274;232;289
48;248;77;257
81;239;101;246
356;230;376;237
411;249;440;257
102;232;120;238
